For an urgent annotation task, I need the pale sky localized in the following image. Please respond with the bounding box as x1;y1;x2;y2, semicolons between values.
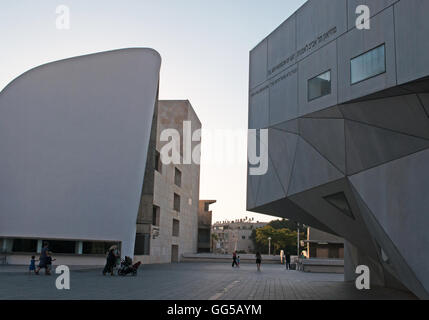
0;0;306;223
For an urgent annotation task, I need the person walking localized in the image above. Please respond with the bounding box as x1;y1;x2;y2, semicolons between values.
285;252;291;270
232;251;238;268
35;242;49;275
103;245;119;276
256;252;262;271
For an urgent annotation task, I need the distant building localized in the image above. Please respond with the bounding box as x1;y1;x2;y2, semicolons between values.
212;220;267;254
304;228;344;259
197;200;216;253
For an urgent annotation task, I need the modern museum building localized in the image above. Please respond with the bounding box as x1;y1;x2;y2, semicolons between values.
0;48;161;265
247;0;429;299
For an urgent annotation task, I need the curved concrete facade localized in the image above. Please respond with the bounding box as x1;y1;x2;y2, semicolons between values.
248;0;429;299
0;48;161;257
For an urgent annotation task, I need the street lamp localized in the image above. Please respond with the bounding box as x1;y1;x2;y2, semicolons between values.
268;237;272;256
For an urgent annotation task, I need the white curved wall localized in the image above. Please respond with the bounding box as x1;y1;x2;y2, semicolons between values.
0;48;161;257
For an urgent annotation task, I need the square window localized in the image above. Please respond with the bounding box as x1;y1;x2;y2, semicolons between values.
172;219;180;237
152;205;160;226
308;70;331;101
173;193;181;212
155;150;162;173
351;44;386;84
174;167;181;187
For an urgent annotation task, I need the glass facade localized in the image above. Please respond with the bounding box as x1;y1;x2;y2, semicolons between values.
351;44;386;84
308;70;331;101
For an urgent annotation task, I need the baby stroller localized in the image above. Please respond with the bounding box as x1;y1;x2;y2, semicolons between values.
117;256;141;276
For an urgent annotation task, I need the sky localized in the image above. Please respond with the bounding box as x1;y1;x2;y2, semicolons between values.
0;0;306;223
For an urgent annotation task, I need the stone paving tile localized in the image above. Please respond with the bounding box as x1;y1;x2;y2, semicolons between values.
0;263;417;300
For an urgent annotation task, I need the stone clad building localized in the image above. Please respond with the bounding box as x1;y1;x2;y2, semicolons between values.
212;220;267;254
135;100;201;264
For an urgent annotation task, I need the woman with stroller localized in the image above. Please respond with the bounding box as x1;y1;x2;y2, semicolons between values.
103;245;119;276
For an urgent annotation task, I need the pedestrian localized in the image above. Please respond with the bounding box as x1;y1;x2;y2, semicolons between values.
29;255;38;275
256;252;262;271
237;256;240;268
46;251;56;274
35;242;49;275
285;252;291;270
103;245;118;276
232;251;238;268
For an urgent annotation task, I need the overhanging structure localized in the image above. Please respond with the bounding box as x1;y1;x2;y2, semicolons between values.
247;0;429;299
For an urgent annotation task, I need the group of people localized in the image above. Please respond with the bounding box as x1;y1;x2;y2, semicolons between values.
231;251;291;271
29;242;56;275
231;251;263;271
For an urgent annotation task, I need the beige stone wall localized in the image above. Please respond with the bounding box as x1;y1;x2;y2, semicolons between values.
136;100;201;264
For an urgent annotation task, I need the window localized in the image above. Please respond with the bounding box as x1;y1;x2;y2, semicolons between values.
12;239;37;253
351;44;386;84
44;240;76;254
323;192;355;220
82;241;118;255
152;205;160;226
154;150;162;173
242;236;246;240
134;234;150;255
308;70;331;101
204;202;210;212
172;219;180;237
174;168;182;187
173;193;181;212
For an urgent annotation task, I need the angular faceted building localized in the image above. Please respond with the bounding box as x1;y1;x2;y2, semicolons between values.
0;48;161;259
247;0;429;299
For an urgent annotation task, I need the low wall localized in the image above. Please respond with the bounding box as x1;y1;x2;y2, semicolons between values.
299;258;344;274
182;253;282;264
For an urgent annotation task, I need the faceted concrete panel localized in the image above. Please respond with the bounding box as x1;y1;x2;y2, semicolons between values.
303;105;344;119
347;0;398;30
0;49;161;257
288;137;344;196
299;118;346;173
272;119;299;134
349;165;429;299
289;179;379;260
341;94;429;139
267;14;297;76
246;171;258;211
268;129;298;195
269;66;298;125
345;120;429;175
419;94;429;116
344;240;386;287
298;41;338;116
395;0;429;84
296;0;347;61
255;157;286;207
249;85;269;129
338;7;396;104
254;197;337;235
249;39;268;90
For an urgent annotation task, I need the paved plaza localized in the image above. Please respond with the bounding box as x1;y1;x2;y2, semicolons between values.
0;262;416;300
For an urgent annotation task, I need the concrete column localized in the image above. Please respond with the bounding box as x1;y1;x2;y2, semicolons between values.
36;240;43;253
75;241;83;254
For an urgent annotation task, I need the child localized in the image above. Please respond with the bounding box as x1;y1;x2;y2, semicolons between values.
29;256;38;274
45;252;56;275
237;256;240;268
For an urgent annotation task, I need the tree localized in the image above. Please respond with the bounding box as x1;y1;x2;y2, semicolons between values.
250;223;305;255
